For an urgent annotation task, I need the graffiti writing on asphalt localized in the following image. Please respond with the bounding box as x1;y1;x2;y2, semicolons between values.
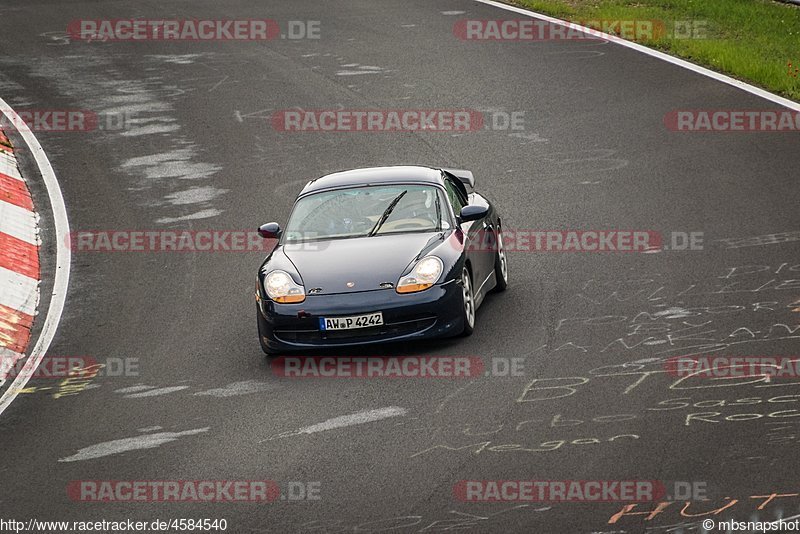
8;364;105;399
296;504;549;532
542;262;800;358
607;491;800;524
410;434;639;458
516;363;800;403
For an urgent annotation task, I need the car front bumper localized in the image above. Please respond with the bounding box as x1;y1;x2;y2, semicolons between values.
257;281;464;352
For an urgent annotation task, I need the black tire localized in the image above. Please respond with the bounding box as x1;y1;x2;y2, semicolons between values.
459;265;475;336
493;227;508;292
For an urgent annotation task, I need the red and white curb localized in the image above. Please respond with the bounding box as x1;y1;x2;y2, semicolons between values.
0;100;70;416
0;127;40;387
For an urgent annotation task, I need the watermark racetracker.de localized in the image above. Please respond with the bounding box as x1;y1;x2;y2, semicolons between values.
66;19;321;41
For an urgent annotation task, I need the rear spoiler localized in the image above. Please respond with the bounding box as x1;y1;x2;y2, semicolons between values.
441;168;475;190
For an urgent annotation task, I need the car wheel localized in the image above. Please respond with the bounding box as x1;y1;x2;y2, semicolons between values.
493;227;508;292
256;304;274;356
460;266;475;336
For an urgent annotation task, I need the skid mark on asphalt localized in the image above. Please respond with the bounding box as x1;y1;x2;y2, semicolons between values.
194;380;281;397
123;386;190;398
136;426;163;432
109;381;282;400
58;427;210;462
121;148;222;186
652;307;695;320
155;209;223;224
509;132;549;143
717;230;800;249
336;66;386;76
39;31;71;47
163;186;227;206
546;50;606;59
298;53;391;78
144;54;204;65
121;122;181;137
234;109;273;122
0;70;24;93
113;385;154;394
262;406;407;441
18;55;227;223
527;148;629;179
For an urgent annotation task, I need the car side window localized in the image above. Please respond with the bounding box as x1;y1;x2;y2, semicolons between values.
444;178;467;213
436;189;453;229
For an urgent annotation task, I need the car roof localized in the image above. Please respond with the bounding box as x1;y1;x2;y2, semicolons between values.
299;166;445;196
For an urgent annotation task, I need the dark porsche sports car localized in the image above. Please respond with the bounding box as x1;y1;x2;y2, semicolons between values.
255;165;507;355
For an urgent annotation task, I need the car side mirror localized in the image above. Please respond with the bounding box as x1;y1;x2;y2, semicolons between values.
258;222;282;239
458;205;489;223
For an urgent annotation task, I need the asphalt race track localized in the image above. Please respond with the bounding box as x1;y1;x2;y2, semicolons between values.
1;0;799;532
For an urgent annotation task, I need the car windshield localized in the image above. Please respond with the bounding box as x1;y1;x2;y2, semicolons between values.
284;184;449;242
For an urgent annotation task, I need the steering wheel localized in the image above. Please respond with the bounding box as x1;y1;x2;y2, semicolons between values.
330;216;374;233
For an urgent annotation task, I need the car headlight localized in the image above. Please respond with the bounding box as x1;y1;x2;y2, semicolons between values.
396;256;443;294
264;270;306;303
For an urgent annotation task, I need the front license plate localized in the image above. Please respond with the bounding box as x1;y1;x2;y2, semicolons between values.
320;312;384;331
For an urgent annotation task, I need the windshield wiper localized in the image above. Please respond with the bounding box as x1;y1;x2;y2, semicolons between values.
368;190;407;237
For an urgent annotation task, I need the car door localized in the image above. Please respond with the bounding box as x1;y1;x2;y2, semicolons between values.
443;176;493;292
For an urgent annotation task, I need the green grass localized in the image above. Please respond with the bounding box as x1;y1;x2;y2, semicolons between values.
505;0;800;101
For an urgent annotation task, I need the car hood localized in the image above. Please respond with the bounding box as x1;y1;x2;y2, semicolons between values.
281;232;443;295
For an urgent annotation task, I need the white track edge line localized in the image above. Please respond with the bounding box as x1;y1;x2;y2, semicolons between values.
0;101;71;415
472;0;800;112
